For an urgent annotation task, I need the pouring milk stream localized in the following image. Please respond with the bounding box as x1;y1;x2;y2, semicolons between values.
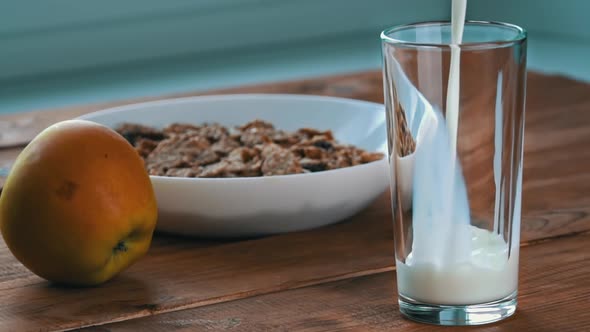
395;0;519;305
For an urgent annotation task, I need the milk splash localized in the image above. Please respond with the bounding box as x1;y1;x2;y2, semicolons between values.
391;0;471;269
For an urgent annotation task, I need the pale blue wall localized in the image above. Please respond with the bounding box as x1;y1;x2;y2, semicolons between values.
0;0;449;81
0;0;588;114
468;0;590;81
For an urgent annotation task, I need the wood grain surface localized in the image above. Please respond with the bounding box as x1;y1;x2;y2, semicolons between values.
0;71;589;331
80;233;590;332
0;196;395;332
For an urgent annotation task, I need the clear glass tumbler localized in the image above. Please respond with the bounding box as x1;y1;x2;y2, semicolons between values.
381;21;527;325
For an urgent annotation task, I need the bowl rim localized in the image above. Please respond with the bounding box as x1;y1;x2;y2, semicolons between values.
77;93;387;182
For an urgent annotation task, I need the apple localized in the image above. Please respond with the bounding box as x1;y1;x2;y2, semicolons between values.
0;120;157;286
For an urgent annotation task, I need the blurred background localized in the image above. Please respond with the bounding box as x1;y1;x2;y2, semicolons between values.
1;0;588;114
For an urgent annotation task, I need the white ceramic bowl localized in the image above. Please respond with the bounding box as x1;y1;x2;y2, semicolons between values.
78;94;388;237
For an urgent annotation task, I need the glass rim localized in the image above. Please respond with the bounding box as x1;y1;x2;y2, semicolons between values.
380;20;527;50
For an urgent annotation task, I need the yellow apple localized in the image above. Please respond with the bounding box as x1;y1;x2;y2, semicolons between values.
0;120;157;286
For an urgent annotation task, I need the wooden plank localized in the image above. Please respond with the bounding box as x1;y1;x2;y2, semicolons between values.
1;70;583;150
0;194;395;332
0;149;19;189
0;71;589;331
80;233;590;332
0;71;383;149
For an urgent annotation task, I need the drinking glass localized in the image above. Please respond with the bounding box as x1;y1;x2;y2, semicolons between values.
381;21;527;325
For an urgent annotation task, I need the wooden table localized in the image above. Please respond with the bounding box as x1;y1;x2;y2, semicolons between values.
0;71;589;332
